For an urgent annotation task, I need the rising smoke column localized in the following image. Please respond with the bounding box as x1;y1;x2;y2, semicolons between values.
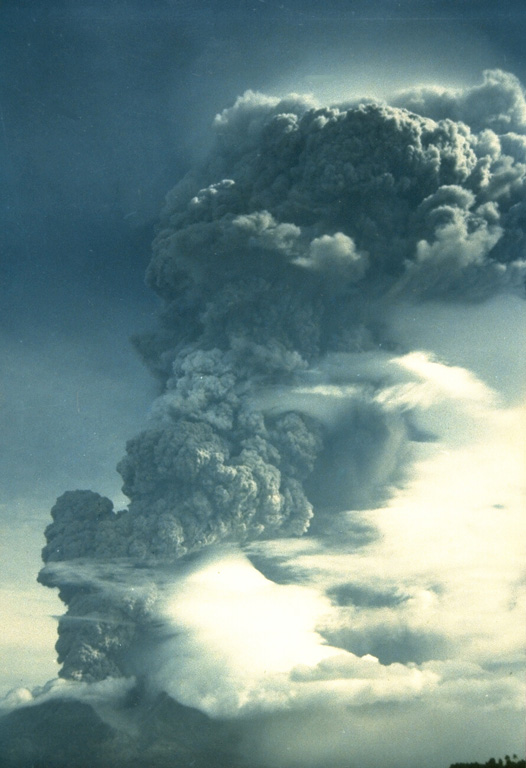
38;70;526;686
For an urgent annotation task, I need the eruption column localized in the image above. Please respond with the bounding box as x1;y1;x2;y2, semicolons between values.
38;70;526;690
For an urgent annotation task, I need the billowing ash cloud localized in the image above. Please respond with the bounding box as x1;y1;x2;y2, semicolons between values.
7;69;525;766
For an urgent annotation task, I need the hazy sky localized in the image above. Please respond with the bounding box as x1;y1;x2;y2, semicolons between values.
1;2;525;766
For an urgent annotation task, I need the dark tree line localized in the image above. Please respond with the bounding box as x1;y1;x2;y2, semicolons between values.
450;757;525;768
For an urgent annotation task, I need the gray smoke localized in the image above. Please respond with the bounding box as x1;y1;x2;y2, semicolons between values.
27;70;526;763
37;69;526;684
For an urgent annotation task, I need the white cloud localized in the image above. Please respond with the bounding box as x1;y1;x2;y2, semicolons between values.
293;232;369;283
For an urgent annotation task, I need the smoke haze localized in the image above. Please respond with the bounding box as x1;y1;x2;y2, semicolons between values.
1;4;526;767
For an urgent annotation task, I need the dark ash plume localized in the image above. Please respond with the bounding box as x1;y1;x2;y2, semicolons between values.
36;69;525;691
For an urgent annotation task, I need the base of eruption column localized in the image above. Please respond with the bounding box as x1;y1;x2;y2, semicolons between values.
0;685;255;768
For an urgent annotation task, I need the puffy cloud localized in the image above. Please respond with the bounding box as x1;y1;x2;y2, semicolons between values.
40;491;115;563
393;69;526;134
293;232;369;286
230;210;302;256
